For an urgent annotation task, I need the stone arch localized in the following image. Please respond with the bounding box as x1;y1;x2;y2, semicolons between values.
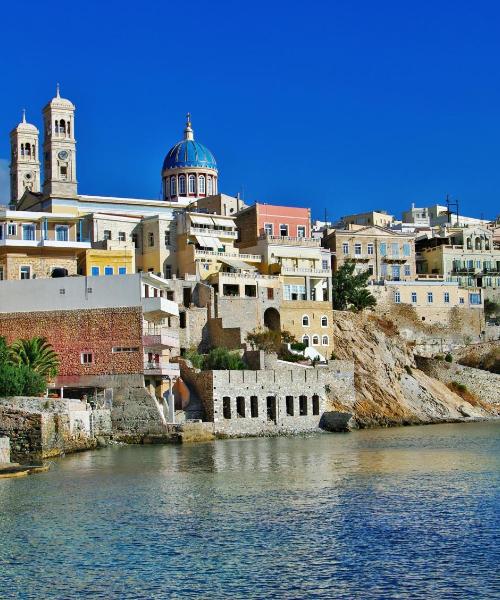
264;307;280;331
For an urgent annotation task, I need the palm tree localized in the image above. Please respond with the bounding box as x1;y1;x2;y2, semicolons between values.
9;337;60;379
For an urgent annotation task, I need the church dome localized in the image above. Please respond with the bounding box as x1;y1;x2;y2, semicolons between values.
48;84;75;109
15;110;38;133
162;114;217;171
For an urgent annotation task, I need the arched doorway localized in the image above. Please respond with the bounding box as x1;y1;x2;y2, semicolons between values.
51;267;68;278
264;307;280;331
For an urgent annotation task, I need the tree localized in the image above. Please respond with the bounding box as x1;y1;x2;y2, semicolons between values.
9;337;59;379
245;328;297;353
332;261;376;311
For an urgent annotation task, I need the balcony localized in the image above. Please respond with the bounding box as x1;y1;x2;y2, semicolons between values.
143;330;180;349
189;227;237;239
280;266;332;276
382;255;409;263
143;361;180;378
350;253;372;261
210;271;278;281
0;236;91;249
258;234;320;247
141;297;179;320
194;249;261;262
40;238;91;249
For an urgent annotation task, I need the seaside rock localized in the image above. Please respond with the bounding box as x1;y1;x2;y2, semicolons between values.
320;411;357;432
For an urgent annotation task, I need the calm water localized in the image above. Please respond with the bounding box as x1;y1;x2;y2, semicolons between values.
0;422;499;599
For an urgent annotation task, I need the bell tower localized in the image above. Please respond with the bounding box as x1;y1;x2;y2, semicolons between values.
10;110;40;204
42;84;78;198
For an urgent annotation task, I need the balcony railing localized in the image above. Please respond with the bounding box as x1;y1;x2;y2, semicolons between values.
280;266;332;276
194;249;262;261
190;227;237;238
258;234;320;247
143;331;180;349
143;361;180;377
211;271;279;280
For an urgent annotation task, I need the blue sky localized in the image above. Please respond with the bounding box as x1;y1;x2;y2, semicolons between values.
1;0;499;221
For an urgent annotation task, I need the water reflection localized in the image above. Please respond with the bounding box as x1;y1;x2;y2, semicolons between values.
0;422;498;599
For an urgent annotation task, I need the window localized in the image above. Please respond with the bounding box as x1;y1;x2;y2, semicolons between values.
264;223;273;235
55;225;68;242
131;233;139;249
283;284;306;301
20;266;31;279
312;335;320;345
380;243;387;257
91;266;100;276
322;259;329;270
299;395;308;416
286;396;294;416
118;231;126;242
81;352;93;364
170;176;177;196
367;243;374;255
164;265;172;279
7;223;16;236
297;226;306;238
368;265;374;275
342;242;349;254
321;316;328;327
302;335;309;347
459;297;465;304
403;243;411;257
0;267;3;281
22;224;35;241
188;174;196;194
302;315;310;327
0;226;3;241
312;395;320;415
411;292;417;303
469;293;481;305
392;265;401;280
322;335;329;346
103;230;112;241
222;397;231;419
394;291;401;303
476;260;481;269
267;287;274;300
404;265;411;276
279;224;289;236
60;166;67;180
236;397;245;418
148;232;154;247
427;292;433;303
198;175;206;194
354;243;362;255
118;266;127;275
164;231;170;246
391;243;399;256
104;266;114;276
444;292;450;304
381;264;387;277
207;177;213;196
179;175;186;195
112;347;139;353
250;396;258;418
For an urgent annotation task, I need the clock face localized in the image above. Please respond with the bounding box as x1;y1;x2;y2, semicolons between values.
58;150;69;161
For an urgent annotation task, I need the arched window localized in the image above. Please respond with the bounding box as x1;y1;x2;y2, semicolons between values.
179;175;186;195
322;335;329;346
312;335;320;345
321;316;328;327
302;315;310;327
67;121;71;136
475;237;481;250
199;175;206;194
32;144;35;157
207;177;213;195
25;144;31;156
188;174;196;194
20;144;25;156
467;237;472;249
302;335;309;347
170;176;177;196
59;119;66;134
55;120;59;134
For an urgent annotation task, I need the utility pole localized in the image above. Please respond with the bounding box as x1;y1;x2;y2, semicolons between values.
446;194;459;226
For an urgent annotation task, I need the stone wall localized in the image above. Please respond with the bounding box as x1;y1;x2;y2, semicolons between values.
0;255;77;280
111;387;167;439
415;356;500;406
207;318;244;350
0;437;10;464
0;307;143;378
179;361;355;436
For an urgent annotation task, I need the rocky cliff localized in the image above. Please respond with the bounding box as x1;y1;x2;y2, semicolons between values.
329;311;499;427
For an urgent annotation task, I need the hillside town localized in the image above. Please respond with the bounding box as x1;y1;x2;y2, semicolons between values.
1;88;499;466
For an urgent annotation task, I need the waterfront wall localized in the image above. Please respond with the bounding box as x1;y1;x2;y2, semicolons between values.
0;437;10;463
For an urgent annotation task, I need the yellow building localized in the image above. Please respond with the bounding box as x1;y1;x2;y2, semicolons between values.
78;244;135;277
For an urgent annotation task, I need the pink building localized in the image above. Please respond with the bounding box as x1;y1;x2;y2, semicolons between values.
236;203;311;247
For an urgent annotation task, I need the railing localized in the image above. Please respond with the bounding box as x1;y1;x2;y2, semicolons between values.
280;266;331;276
190;227;237;238
258;234;320;247
195;249;262;261
143;331;180;348
212;271;278;280
144;361;180;375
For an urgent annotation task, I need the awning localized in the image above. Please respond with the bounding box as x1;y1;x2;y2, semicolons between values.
207;237;224;249
212;217;234;227
190;214;214;226
218;256;257;271
195;235;224;250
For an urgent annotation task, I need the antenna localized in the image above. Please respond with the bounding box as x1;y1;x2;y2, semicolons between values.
445;194;459;226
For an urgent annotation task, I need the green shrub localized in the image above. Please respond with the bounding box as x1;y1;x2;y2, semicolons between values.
19;366;47;396
404;365;413;375
278;348;303;363
330;352;339;360
0;363;25;396
445;353;453;363
290;342;306;352
204;347;245;370
185;348;205;369
435;354;444;361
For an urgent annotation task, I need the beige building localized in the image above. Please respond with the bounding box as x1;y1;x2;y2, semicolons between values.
0;209;90;281
416;226;500;289
340;210;394;228
195;193;247;217
323;225;416;282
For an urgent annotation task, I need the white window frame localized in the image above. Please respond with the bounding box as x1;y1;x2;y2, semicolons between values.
179;175;186;195
279;224;289;237
367;243;374;255
444;292;450;304
198;175;206;194
302;315;310;327
312;335;320;346
297;225;306;238
411;292;417;303
118;231;126;242
7;223;17;236
321;316;328;327
342;242;349;255
20;265;31;279
354;243;362;256
188;174;196;194
80;352;94;365
322;335;329;346
427;292;433;304
55;225;69;242
264;223;273;235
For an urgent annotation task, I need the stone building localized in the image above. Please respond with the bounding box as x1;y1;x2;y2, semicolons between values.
339;210;394;228
323;224;416;282
180;354;355;436
10;110;41;203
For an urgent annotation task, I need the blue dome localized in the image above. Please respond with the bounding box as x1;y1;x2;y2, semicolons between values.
163;139;217;171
